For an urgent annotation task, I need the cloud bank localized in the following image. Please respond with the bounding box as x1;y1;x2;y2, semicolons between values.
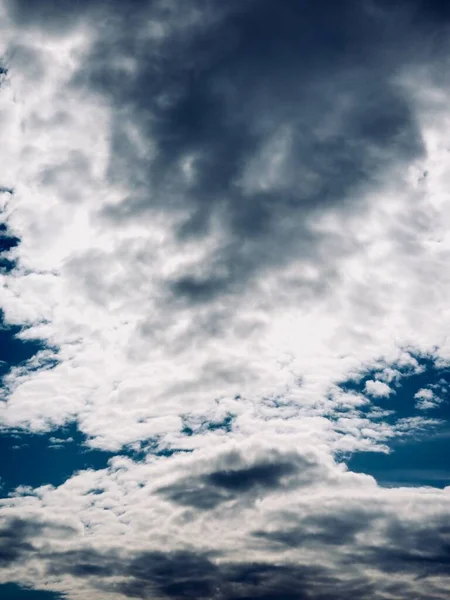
2;0;450;598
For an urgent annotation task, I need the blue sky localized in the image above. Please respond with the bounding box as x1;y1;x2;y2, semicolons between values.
0;584;62;600
2;1;450;599
338;354;450;487
0;422;113;496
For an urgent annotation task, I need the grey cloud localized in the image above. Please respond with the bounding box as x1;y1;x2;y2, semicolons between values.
45;547;221;598
215;561;374;600
36;151;94;205
47;547;119;579
5;507;450;599
157;480;229;512
0;519;39;566
120;550;221;599
45;546;366;600
0;518;76;567
157;452;319;510
205;461;297;492
253;509;377;549
5;0;117;34
66;0;431;310
359;517;450;578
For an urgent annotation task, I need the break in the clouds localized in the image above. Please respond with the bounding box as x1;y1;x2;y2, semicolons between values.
2;0;450;598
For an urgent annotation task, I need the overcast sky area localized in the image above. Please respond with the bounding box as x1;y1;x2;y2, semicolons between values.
2;0;450;598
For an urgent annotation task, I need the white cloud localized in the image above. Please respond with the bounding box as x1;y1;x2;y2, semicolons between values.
414;387;442;410
364;380;393;398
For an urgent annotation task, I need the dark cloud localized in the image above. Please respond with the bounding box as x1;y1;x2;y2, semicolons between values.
121;551;220;599
5;0;88;32
253;510;377;549
45;548;221;598
47;547;119;579
157;479;230;511
4;0;135;34
359;517;450;578
205;461;297;492
46;546;368;600
0;519;39;566
0;518;75;567
381;0;450;22
216;561;374;600
58;0;437;309
157;453;315;510
6;512;450;599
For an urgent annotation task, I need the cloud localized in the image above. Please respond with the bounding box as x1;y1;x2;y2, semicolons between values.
364;380;393;398
0;518;39;566
360;516;450;579
0;0;448;452
2;0;450;598
77;0;424;302
47;549;355;600
0;442;450;598
156;449;322;511
0;517;76;567
414;387;443;410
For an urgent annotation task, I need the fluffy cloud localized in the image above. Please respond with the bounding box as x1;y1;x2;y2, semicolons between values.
364;380;393;398
2;0;450;597
1;0;449;451
1;441;450;598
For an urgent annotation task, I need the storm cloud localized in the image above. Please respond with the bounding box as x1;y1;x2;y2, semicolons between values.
68;0;429;306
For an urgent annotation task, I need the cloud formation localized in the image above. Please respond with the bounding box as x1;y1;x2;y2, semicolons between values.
2;442;450;598
2;0;450;598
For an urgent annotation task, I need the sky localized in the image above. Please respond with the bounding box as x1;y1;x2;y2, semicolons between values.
2;0;450;598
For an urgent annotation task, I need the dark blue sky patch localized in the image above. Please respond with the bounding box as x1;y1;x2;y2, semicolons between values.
0;583;63;599
0;255;16;273
0;583;63;600
0;221;19;273
0;311;48;380
0;310;58;390
0;223;19;249
0;224;53;380
0;224;59;383
0;67;8;91
336;353;450;422
0;422;114;496
339;352;450;488
346;426;450;488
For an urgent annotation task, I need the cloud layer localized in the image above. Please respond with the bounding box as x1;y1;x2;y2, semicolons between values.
2;0;450;598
